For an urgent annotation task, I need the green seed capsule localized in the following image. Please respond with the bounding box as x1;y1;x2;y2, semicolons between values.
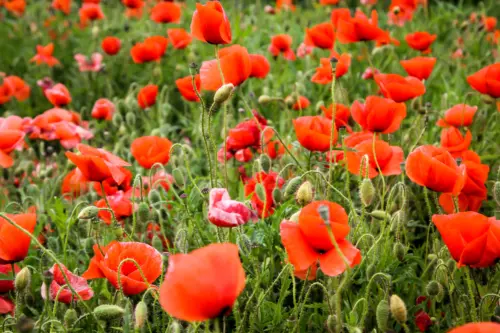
137;202;150;222
172;168;185;188
284;176;302;198
259;154;272;173
376;300;390;331
93;305;125;321
359;178;375;207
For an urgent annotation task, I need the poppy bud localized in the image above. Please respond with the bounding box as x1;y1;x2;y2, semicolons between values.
172;168;185;188
255;183;267;203
370;210;391;221
214;83;234;104
284;176;302;198
272;187;283;205
296;181;313;206
494;181;500;205
426;281;443;298
376;299;390;331
125;112;136;126
94;305;125;321
92;26;100;38
285;95;295;107
393;242;406;261
326;315;336;332
259;154;271;173
137;202;150;223
148;189;162;205
390;295;407;324
169;321;181;333
153;66;162;78
446;258;456;273
359;178;375;207
15;267;31;292
258;95;272;104
152;235;164;252
134;301;148;330
174;228;188;253
366;264;376;280
64;309;78;328
78;206;99;220
112;112;123;126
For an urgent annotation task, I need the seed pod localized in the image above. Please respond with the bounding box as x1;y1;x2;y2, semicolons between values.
125;112;136;126
296;181;313;206
172;168;185;188
359;178;375;207
259;154;272;173
284;176;302;198
376;299;390;331
152;235;164;252
326;315;336;333
137;202;150;222
370;210;391;221
494;181;500;205
272;187;283;205
15;267;31;292
393;242;406;261
78;206;99;220
214;83;234;104
64;308;78;328
390;295;407;324
148;189;162;204
93;305;125;321
254;183;267;202
112;112;123;126
258;95;272;104
134;301;148;330
426;281;443;298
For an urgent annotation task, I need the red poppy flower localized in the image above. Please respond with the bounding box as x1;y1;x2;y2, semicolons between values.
176;74;201;102
311;53;352;84
65;143;130;184
79;3;105;27
137;84;158;109
249;54;271;79
244;171;284;218
91;98;115;121
336;10;386;43
269;34;296;60
345;139;404;178
262;140;285;159
415;311;432;332
280;201;361;279
167;28;192;49
406;145;466;195
150;2;181;24
131;37;167;64
305;22;335;50
0;129;25;168
93;166;132;196
436;104;477;127
448;323;500;333
190;1;232;45
388;1;415;26
200;45;251;91
3;76;30;102
62;168;88;199
30;43;60;67
466;63;500;98
482;16;497;32
362;67;380;80
0;81;13;105
3;0;26;16
400;56;436;80
131;136;173;169
44;83;72;107
405;31;437;53
122;0;143;9
374;73;426;102
159;243;245;322
440;127;472;157
83;241;163;295
321;103;351;131
208;188;256;227
0;296;14;316
41;264;93;304
95;190;133;224
0;213;37;264
293;116;337;152
320;0;339;4
0;264;19;293
351;95;407;133
432;212;500;268
276;0;295;11
292;96;311;110
52;0;71;15
331;8;351;30
101;36;121;55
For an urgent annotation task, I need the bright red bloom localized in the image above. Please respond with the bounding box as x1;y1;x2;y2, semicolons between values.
440;127;472;157
330;8;351;30
208;188;256;227
150;2;181;24
320;0;339;4
0;129;25;168
345;139;404;178
415;310;433;332
226;119;264;151
94;167;132;196
249;54;271;79
388;1;416;26
448;323;500;333
374;73;426;102
3;0;26;16
122;0;143;9
436;104;477;127
30;43;60;67
406;145;466;195
405;31;437;53
50;121;93;149
137;84;158;109
44;83;72;107
200;45;251;91
190;1;232;45
482;16;497;32
167;28;192;49
311;54;352;84
91;98;115;121
292;96;311;110
280;201;361;280
101;36;121;55
262;140;285;159
466;63;500;98
276;0;295;11
61;168;88;199
269;34;296;60
3;76;30;102
83;241;163;295
305;22;335;50
65;143;130;184
432;213;500;268
293;116;337;152
131;37;167;64
400;56;436;80
41;264;93;304
131;136;173;169
0;81;13;105
0;296;14;316
176;74;201;102
336;10;386;43
95;190;133;224
159;243;245;322
79;3;105;27
52;0;71;15
244;171;284;218
351;96;407;133
0;213;37;264
321;103;351;130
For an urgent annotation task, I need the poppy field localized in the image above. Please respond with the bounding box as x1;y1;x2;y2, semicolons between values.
1;0;500;332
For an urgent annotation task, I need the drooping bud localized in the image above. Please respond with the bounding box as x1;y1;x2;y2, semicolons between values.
93;305;125;321
359;178;375;207
172;168;185;188
125;112;136;126
326;315;336;333
148;189;162;205
259;154;271;173
317;204;330;223
376;299;390;332
393;242;406;261
296;181;313;206
390;295;407;324
78;206;99;220
214;83;234;104
134;301;148;330
15;267;31;292
426;281;443;298
370;210;391;221
272;187;283;205
258;95;272;104
152;235;164;252
254;183;267;202
284;176;302;198
64;309;78;328
112;112;123;126
137;202;150;223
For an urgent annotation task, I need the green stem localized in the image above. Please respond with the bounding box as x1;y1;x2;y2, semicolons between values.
465;267;479;322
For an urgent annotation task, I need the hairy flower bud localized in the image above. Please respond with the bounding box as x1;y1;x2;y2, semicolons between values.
15;267;31;292
134;301;148;330
359;178;375;207
376;299;390;331
93;305;125;321
390;295;407;324
214;83;234;104
296;181;313;206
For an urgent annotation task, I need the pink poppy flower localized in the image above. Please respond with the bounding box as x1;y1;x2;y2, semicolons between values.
208;188;256;227
74;53;104;72
41;264;94;304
